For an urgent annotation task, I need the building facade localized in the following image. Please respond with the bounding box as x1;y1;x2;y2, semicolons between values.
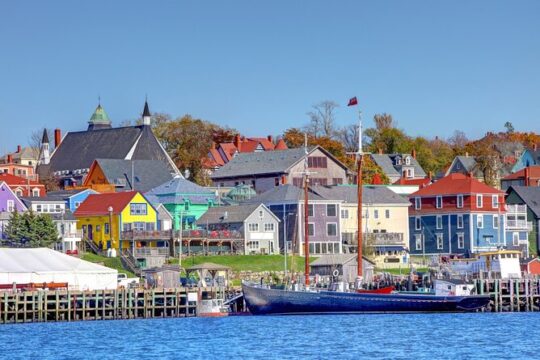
0;181;28;241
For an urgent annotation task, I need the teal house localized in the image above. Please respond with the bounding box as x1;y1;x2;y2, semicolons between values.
145;176;217;230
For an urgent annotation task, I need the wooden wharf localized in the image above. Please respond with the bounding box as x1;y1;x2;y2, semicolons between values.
0;287;223;325
474;278;540;312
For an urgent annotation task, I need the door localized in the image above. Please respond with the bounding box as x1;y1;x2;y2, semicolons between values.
87;225;93;240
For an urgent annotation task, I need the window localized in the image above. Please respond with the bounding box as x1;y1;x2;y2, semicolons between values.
476;194;483;208
405;157;411;165
332;178;343;185
436;215;443;229
406;168;414;178
307;156;328;168
385;209;390;219
7;200;14;212
374;210;379;219
133;222;145;231
513;232;519;246
436;196;443;209
104;223;110;234
75;202;81;208
477;214;483;229
415;234;422;250
247;241;259;250
36;204;42;212
327;223;337;236
308;223;315;236
184;202;190;211
146;223;155;231
16;189;23;197
274;178;280;187
264;223;274;232
415;217;421;230
130;203;147;215
415;197;421;210
493;215;499;229
32;189;40;196
259;210;264;218
436;234;443;250
457;195;464;208
307;204;314;217
248;223;259;232
341;209;349;219
326;204;337;217
492;195;499;209
457;215;464;229
457;233;465;249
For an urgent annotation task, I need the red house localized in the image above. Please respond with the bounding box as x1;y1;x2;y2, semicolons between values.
0;173;46;197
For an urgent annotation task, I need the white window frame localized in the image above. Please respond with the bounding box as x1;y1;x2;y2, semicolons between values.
385;209;390;219
415;217;421;230
457;214;464;229
493;215;499;229
476;194;483;208
7;200;14;212
436;196;443;209
457;194;464;208
513;232;519;246
32;188;40;197
340;209;349;219
436;215;443;230
436;233;444;250
264;223;274;232
326;222;338;237
307;204;314;217
307;223;315;236
415;234;422;250
492;195;498;209
259;210;264;218
248;223;259;232
415;197;421;210
457;233;465;249
477;214;483;229
374;210;379;219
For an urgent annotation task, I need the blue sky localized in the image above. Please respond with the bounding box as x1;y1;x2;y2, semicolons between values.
1;1;539;152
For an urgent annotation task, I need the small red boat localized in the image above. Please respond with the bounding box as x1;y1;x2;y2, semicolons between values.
356;286;395;294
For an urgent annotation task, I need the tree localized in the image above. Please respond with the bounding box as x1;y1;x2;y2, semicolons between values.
336;124;360;153
448;130;469;154
373;113;394;131
504;121;515;134
305;101;339;138
4;211;59;248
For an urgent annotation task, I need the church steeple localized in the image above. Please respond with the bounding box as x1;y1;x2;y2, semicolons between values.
39;129;50;165
88;100;112;131
142;98;151;126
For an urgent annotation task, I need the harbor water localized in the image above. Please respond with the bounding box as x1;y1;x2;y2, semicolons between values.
1;313;539;359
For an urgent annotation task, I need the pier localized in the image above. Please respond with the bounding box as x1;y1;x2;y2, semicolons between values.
474;278;540;312
0;287;226;324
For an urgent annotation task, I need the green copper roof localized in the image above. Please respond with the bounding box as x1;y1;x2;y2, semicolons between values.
89;104;111;124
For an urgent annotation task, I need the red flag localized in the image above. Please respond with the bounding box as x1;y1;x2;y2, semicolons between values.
347;97;358;106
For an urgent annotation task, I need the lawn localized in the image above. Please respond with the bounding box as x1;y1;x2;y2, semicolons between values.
170;254;316;273
375;267;429;275
81;252;136;277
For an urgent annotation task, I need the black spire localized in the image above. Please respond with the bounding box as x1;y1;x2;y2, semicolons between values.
41;129;49;144
143;100;151;118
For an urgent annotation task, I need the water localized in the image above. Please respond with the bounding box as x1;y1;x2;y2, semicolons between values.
1;313;539;360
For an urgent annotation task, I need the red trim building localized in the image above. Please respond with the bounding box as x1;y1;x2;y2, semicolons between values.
0;173;46;197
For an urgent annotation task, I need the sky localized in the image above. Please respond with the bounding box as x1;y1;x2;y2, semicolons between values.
1;1;539;152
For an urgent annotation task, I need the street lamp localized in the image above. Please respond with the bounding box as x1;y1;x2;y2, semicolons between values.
108;206;113;252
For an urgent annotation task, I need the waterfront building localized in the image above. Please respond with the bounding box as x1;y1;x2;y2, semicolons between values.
211;146;349;194
245;184;343;256
82;158;175;193
196;203;280;255
0;172;46;197
369;150;427;184
409;173;508;256
506;186;540;255
37;100;180;188
0;181;28;241
74;191;159;252
145;176;217;230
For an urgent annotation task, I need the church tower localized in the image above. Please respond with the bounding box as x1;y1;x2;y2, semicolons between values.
39;129;50;165
88;101;112;131
142;99;151;126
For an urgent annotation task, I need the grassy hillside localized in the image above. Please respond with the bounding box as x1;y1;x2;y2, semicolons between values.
81;253;135;277
171;255;316;273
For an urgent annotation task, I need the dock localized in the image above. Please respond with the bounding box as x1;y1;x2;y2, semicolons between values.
0;287;225;324
474;278;540;312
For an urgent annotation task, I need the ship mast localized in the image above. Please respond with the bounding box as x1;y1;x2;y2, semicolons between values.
303;134;311;286
354;104;364;281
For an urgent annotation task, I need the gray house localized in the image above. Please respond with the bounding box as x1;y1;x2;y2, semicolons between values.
197;203;280;255
370;152;427;184
310;254;374;284
211;146;350;194
506;186;540;255
245;184;343;256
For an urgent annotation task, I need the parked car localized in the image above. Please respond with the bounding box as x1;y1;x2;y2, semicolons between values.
117;273;139;288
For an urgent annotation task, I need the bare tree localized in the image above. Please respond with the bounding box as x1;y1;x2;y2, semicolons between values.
29;128;54;153
337;124;359;152
306;101;339;138
448;130;469;151
373;113;393;131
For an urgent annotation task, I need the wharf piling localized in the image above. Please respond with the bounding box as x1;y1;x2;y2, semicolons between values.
474;278;540;312
0;287;220;325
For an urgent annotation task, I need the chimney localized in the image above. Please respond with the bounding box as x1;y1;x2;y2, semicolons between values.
267;135;273;143
468;171;474;178
7;154;13;163
54;129;62;148
534;144;538;152
234;135;241;151
17;145;21;153
525;166;530;186
281;175;287;185
411;149;417;159
378;147;383;155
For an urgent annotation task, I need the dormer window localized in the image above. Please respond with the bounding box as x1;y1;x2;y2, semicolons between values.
476;194;483;208
395;156;402;165
436;196;443;209
405;156;411;165
457;195;464;208
415;197;421;210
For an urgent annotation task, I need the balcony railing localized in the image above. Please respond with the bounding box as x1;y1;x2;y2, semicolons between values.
506;220;529;230
133;247;169;257
121;229;244;240
366;232;404;245
61;230;83;240
121;230;173;240
506;204;527;213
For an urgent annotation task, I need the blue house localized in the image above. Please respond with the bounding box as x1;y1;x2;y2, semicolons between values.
46;189;98;212
408;173;514;256
512;146;540;173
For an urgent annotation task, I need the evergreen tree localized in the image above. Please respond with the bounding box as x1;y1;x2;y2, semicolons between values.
4;210;59;248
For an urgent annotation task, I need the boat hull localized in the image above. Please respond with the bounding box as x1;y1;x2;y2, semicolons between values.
242;283;490;315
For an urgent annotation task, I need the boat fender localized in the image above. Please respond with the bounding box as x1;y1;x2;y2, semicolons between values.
332;269;339;277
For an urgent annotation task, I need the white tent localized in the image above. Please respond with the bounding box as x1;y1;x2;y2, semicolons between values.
0;248;118;290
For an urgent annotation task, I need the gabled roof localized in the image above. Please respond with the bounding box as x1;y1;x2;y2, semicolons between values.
507;186;540;218
93;159;175;193
275;139;288;150
244;184;326;204
411;173;503;197
503;166;540;180
46;188;96;200
196;203;277;224
0;173;43;187
0;181;27;212
311;185;410;205
393;177;431;187
370;153;426;178
74;191;139;216
145;175;216;205
20;196;66;206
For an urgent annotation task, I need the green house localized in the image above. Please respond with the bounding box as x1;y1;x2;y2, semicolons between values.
145;176;217;230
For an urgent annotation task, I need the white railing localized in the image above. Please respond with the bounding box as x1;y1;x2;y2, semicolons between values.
61;230;83;239
506;204;527;213
133;247;169;257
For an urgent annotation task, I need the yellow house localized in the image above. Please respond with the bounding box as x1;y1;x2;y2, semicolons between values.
74;191;158;251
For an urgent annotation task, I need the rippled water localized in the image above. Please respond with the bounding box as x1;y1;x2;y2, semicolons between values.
1;313;539;359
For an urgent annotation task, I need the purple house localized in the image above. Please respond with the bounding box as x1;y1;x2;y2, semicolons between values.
0;181;27;239
245;184;343;256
